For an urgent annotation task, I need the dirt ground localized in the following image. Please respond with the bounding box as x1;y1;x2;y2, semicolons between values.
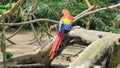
0;30;120;68
0;31;39;59
0;30;83;64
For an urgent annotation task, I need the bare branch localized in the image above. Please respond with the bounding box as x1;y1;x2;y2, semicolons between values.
7;25;23;39
85;0;98;30
29;16;42;46
93;0;98;9
73;6;94;19
84;0;92;30
32;14;53;37
84;0;91;8
0;19;59;26
29;0;40;13
10;0;12;9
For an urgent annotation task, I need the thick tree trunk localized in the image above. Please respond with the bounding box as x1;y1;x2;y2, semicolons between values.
68;35;120;68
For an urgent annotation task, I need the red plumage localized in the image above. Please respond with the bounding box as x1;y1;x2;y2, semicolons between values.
61;9;73;21
49;31;64;59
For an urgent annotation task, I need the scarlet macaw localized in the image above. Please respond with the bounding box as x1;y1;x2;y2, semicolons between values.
49;9;73;59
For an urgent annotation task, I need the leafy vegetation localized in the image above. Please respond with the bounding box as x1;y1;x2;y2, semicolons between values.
35;0;82;20
6;51;13;59
0;0;120;33
0;3;10;14
34;0;120;33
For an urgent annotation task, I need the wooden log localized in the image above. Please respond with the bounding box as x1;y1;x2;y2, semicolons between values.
68;35;120;68
69;27;117;44
11;64;68;68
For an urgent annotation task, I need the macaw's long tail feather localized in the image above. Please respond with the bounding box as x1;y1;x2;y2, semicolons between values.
49;31;64;59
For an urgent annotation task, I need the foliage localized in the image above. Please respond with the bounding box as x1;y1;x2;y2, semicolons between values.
114;14;120;28
0;0;120;33
0;2;15;14
0;2;24;25
6;51;13;59
80;0;120;33
113;14;120;33
0;0;17;5
33;0;120;33
0;3;9;14
35;0;83;20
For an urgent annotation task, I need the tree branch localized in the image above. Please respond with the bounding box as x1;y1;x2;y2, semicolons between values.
73;3;120;22
29;0;40;14
85;0;92;30
29;17;42;46
0;19;59;26
84;0;91;8
85;0;98;30
10;0;12;9
73;6;94;19
32;14;53;37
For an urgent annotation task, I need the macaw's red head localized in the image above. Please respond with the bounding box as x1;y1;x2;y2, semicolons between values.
62;9;70;16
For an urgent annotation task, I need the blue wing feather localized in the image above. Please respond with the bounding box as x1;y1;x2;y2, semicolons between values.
58;21;73;34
